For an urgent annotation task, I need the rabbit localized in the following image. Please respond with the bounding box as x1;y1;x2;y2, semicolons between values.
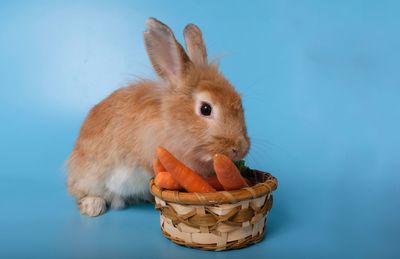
67;18;250;217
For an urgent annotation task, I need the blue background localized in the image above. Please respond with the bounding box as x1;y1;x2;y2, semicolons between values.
1;1;399;258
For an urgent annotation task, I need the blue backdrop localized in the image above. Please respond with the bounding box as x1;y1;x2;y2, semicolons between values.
1;1;399;258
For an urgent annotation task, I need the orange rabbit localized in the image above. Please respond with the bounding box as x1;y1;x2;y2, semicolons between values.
67;18;249;216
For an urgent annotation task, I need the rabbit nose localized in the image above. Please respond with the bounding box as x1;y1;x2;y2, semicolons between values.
232;137;249;159
230;147;240;159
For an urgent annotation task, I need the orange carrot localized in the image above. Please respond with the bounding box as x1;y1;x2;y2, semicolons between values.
204;175;224;191
153;159;166;175
156;147;215;193
154;162;223;191
213;154;248;191
154;169;221;191
154;171;182;190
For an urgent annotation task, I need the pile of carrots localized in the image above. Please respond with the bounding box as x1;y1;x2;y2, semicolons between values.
153;147;250;192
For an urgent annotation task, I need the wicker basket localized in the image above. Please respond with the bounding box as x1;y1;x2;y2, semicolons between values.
149;169;278;251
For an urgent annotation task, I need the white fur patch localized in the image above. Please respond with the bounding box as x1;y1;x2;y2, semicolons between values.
106;166;152;199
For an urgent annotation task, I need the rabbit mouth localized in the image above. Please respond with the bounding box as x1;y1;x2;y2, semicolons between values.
194;146;236;162
187;154;214;176
191;137;247;164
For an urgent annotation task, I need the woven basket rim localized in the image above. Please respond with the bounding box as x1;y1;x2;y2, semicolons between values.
149;169;278;205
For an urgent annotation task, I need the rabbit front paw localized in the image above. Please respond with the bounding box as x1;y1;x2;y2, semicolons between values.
78;196;107;217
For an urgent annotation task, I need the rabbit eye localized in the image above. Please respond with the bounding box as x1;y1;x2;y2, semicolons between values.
200;102;212;116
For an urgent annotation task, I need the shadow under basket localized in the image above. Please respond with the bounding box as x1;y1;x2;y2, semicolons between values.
149;169;278;251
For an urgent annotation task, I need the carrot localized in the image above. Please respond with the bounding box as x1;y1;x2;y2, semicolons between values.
154;169;222;191
154;171;182;190
204;175;224;191
153;159;166;175
154;170;225;191
156;147;215;193
213;154;248;191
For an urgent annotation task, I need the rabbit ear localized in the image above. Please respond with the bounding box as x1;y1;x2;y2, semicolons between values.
183;24;208;66
144;18;191;84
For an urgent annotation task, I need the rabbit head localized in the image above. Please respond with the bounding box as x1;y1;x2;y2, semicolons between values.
144;18;250;175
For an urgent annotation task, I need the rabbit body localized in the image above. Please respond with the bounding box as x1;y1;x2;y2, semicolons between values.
67;18;250;216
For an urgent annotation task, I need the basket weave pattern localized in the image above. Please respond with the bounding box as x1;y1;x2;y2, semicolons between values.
150;170;277;251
